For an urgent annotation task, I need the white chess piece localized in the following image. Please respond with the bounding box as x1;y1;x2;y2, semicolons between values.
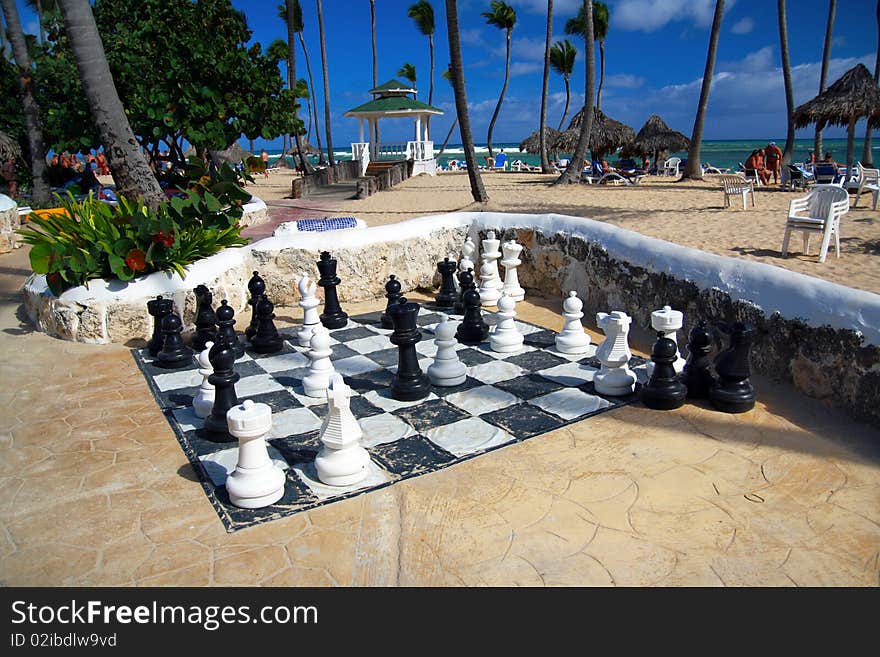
490;293;524;352
500;240;525;302
460;236;477;277
427;314;467;386
302;326;336;397
555;291;591;355
193;341;215;418
594;311;638;396
315;374;370;486
449;252;461;294
296;272;320;348
225;399;286;509
478;260;501;307
645;305;686;377
481;230;504;291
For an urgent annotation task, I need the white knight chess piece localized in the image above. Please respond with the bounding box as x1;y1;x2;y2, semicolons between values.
594;311;638;396
315;374;370;486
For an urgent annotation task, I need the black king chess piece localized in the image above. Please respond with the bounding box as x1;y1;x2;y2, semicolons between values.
192;285;218;352
155;312;191;369
203;340;240;441
641;332;688;410
455;270;489;345
245;271;266;342
250;294;284;354
435;257;458;308
681;320;717;398
381;275;403;330
387;298;431;401
147;295;173;356
316;251;348;329
213;299;245;359
709;321;756;413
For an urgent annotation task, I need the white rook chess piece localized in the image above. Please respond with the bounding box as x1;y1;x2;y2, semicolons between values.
225;399;286;509
500;240;525;302
460;236;477;279
296;272;320;348
193;341;215;418
428;314;467;386
302;326;336;397
555;291;591;355
490;293;524;352
645;305;686;377
478;260;501;307
481;230;504;291
594;311;638;396
315;374;370;486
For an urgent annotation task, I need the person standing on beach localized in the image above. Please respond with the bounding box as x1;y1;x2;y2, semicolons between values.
764;141;782;184
261;149;270;179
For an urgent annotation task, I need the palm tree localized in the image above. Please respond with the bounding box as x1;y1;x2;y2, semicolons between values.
25;0;47;45
862;0;879;166
407;1;435;105
435;67;459;160
550;40;576;131
283;0;313;173
445;0;487;202
55;0;165;207
777;0;795;171
370;0;379;147
315;0;334;166
293;0;324;163
539;0;553;172
481;1;516;158
1;0;49;204
815;0;836;161
680;0;725;181
564;1;608;111
397;62;417;90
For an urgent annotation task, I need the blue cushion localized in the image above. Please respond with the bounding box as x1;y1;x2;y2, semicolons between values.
297;217;359;232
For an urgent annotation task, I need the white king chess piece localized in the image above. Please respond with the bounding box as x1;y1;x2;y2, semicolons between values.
302;326;336;397
315;374;370;486
427;314;467;386
296;271;320;348
481;230;504;291
478;260;502;307
646;305;686;377
490;293;525;353
594;311;638;396
500;239;525;302
555;291;591;355
224;399;286;509
192;341;215;418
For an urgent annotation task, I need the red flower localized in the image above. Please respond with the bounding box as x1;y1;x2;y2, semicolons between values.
125;249;147;272
46;272;61;286
152;230;174;247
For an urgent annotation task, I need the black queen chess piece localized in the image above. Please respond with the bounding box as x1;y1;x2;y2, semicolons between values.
681;320;717;398
192;285;218;352
212;299;245;359
155;312;191;369
387;298;431;401
204;340;240;441
380;274;403;330
709;321;756;413
147;295;173;356
250;294;284;354
245;271;266;342
435;257;458;308
640;332;688;410
455;272;489;345
316;251;348;329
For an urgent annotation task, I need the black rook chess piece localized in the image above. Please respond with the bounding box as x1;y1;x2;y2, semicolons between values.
381;275;403;330
250;294;284;354
204;340;240;441
709;322;756;413
681;320;717;398
147;295;173;356
641;332;688;410
388;298;431;401
192;285;218;352
213;299;245;359
435;257;458;308
316;251;348;329
155;312;191;369
245;271;266;342
455;274;489;345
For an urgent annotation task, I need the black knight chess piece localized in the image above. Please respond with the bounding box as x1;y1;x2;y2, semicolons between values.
250;294;284;354
381;274;403;330
709;321;756;413
317;251;348;329
245;271;266;342
213;299;245;359
147;295;173;356
641;332;688;410
388;298;431;401
681;320;717;398
455;274;489;345
155;312;191;369
203;340;240;441
192;285;218;352
435;257;458;308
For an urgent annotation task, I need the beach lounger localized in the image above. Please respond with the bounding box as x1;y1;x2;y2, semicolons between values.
597;171;644;186
782;184;850;263
813;163;842;186
847;162;879;209
719;174;756;210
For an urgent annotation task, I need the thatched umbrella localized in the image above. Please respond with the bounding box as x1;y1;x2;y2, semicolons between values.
210;142;253;165
552;107;635;159
793;63;880;179
0;131;22;162
519;127;561;154
622;114;690;167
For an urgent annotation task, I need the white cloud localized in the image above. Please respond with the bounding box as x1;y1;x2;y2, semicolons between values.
511;35;566;62
730;17;754;34
508;0;582;14
460;28;485;46
720;45;775;72
604;74;646;89
510;61;543;77
832;36;847;48
614;0;736;33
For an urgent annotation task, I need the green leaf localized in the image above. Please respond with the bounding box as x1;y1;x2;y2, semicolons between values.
29;243;54;274
113;238;136;257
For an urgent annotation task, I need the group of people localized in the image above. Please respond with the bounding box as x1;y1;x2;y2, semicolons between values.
744;141;784;185
47;149;109;189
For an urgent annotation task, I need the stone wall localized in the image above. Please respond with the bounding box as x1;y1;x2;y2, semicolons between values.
355;161;411;199
0;194;20;254
291;160;362;198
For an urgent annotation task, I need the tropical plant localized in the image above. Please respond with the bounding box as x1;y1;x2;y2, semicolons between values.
815;0;836;161
564;0;608;111
481;0;516;158
316;0;334;165
778;0;795;170
407;1;435;105
539;0;553;172
397;62;417;89
550;40;576;131
862;0;879;166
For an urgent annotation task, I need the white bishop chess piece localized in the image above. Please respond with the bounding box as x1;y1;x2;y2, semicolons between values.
302;326;336;397
490;293;524;352
296;271;320;348
192;341;215;418
500;239;525;302
481;230;504;291
478;260;502;307
427;314;467;386
645;305;686;377
594;311;638;396
315;374;370;486
224;399;286;509
555;291;591;355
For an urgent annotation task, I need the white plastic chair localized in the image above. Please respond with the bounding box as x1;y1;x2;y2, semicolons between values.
663;157;680;176
781;184;850;263
719;175;755;209
847;162;879;210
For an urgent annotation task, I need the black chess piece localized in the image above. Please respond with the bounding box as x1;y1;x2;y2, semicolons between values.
212;299;245;359
155;312;191;369
316;251;348;329
388;298;431;401
245;271;266;341
435;257;458;308
381;274;403;330
641;332;688;410
681;320;717;398
250;294;284;354
455;276;490;345
192;285;218;352
454;268;473;315
203;340;240;441
709;322;756;413
147;295;173;356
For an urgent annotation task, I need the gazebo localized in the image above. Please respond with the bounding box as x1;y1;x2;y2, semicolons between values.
344;79;444;176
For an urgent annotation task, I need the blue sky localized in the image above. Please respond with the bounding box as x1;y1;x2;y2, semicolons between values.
14;0;879;149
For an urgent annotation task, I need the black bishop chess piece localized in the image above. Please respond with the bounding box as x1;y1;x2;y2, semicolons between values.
147;295;173;356
213;299;245;359
316;251;348;329
454;268;473;315
435;257;458;308
203;340;240;441
709;321;756;414
155;312;191;369
681;320;717;399
455;273;489;345
250;294;284;354
640;332;688;410
245;271;266;342
192;285;218;352
381;274;403;330
388;298;431;401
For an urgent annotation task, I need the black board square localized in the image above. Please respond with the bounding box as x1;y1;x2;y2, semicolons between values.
523;329;556;349
363;347;399;368
456;347;495;366
269;430;322;464
392;398;470;434
346;368;394;393
503;349;568;372
331;326;376;342
369;434;456;477
309;395;384;421
155;386;200;410
349;311;384;326
494;373;564;400
480;403;565;439
245;389;303;413
578;380;642;404
330;343;359;360
431;375;483;398
232;360;270;379
415;312;444;327
183;426;238;457
215;471;319;524
269;367;310;389
244;339;298;359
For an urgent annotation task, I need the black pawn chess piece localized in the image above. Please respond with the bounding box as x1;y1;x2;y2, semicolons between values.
316;251;348;329
147;295;173;356
192;285;218;352
203;340;240;441
709;322;756;414
681;320;717;398
641;332;688;410
213;299;245;359
456;275;489;345
245;271;266;342
388;298;431;401
454;268;474;315
155;312;191;369
381;274;403;330
250;294;284;354
435;257;458;308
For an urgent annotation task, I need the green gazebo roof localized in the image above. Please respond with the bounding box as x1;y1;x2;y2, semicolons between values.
369;79;417;95
345;95;443;116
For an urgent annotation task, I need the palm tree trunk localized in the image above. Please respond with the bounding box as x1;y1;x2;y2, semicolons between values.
815;0;836;161
486;29;512;158
539;0;553;172
862;0;879;166
557;77;571;131
299;32;325;163
445;0;487;203
55;0;165;207
287;0;313;174
681;0;725;181
778;0;795;173
426;32;434;137
316;0;334;166
596;39;605;111
1;0;49;204
36;1;45;45
370;0;379;146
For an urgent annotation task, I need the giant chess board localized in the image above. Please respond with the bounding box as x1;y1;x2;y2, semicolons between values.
133;305;649;532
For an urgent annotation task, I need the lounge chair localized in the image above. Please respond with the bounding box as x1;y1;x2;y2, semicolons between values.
782;184;850;263
783;164;813;192
719;174;756;209
813;162;843;186
846;162;879;209
703;164;730;174
598;170;645;186
493;152;508;171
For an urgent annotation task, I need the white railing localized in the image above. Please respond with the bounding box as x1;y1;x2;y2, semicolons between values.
407;140;434;161
352;142;370;175
372;142;408;160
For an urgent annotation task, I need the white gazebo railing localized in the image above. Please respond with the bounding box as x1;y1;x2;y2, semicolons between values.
352;142;370;174
407;140;433;161
373;142;409;159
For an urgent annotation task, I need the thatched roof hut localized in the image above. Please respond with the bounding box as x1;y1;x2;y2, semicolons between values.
210;142;253;165
624;114;690;157
519;127;561;154
0;132;22;162
552;107;635;157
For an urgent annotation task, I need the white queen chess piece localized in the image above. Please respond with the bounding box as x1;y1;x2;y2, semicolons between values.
555;291;591;355
490;293;525;352
645;305;686;377
192;341;215;418
478;260;502;307
302;326;336;397
594;311;638;396
427;315;467;386
315;374;370;486
500;239;525;302
296;271;320;348
224;399;286;509
481;230;504;291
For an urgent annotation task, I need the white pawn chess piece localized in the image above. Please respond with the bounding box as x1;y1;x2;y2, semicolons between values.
555;291;591;355
481;230;504;291
645;305;686;377
302;327;336;397
460;236;477;278
193;341;216;418
500;240;525;302
427;314;467;386
225;399;286;509
594;311;638;396
296;272;320;348
315;374;370;486
478;260;501;307
490;293;524;353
